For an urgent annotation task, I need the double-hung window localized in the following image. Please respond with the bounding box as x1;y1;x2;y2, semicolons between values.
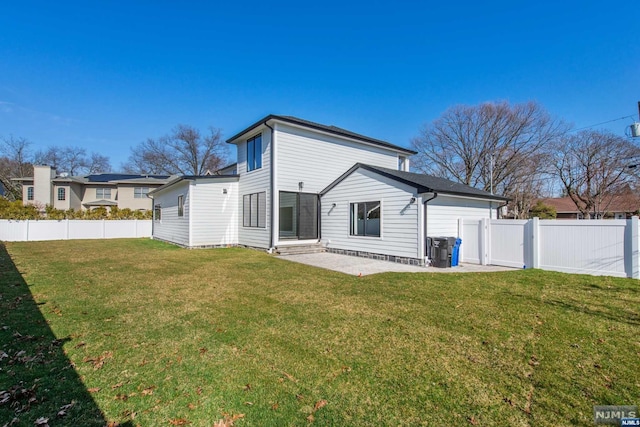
57;188;66;201
350;201;381;237
134;187;149;198
247;134;262;172
96;188;111;199
243;192;266;228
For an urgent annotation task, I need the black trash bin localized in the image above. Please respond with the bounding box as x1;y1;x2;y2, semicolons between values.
430;237;452;268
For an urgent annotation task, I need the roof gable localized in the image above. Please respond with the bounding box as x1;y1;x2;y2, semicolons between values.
321;163;509;201
226;115;416;155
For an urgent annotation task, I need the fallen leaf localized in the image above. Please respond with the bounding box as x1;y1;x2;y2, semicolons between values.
168;419;190;425
307;414;315;423
199;347;208;356
314;400;327;411
74;341;86;349
57;401;75;417
243;383;251;392
282;372;297;382
114;393;128;401
142;386;155;396
468;415;479;425
83;351;113;370
296;394;304;401
187;403;196;410
112;382;124;389
244;401;253;406
88;387;101;393
34;417;49;426
271;402;279;410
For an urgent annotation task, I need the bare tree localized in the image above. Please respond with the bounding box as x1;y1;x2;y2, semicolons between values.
87;153;111;174
34;146;111;175
551;130;640;219
0;135;33;200
124;125;227;175
411;101;567;212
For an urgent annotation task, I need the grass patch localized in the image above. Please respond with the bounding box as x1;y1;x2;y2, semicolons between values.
1;239;638;426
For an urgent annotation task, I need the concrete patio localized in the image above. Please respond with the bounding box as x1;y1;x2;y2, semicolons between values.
276;252;516;276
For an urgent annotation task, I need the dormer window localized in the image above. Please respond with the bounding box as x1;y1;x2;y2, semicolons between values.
247;134;262;172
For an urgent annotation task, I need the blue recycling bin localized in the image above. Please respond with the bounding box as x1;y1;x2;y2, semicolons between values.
451;238;462;267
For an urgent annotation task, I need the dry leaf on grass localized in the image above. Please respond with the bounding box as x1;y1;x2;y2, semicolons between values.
213;413;245;427
88;387;101;393
141;386;156;396
83;351;113;370
169;418;190;425
57;401;75;417
313;400;327;411
34;417;49;426
282;371;297;382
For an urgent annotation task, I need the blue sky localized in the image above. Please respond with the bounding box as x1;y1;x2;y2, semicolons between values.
1;1;638;170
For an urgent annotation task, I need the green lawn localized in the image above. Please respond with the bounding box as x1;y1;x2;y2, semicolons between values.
0;239;638;426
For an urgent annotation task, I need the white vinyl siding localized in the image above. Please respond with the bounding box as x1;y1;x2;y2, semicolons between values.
237;129;271;248
276;123;400;194
189;179;239;246
152;181;190;246
322;168;419;259
427;195;495;237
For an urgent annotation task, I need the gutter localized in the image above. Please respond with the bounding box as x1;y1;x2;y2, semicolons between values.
264;120;275;251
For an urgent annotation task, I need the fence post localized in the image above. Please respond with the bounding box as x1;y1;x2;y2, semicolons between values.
25;219;30;242
631;216;639;279
66;219;70;240
102;219;106;239
531;217;540;269
480;217;489;265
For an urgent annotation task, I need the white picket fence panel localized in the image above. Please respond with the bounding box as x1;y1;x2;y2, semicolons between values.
459;217;640;279
0;219;152;242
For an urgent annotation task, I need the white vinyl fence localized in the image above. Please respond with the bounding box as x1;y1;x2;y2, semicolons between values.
459;217;640;279
0;219;152;242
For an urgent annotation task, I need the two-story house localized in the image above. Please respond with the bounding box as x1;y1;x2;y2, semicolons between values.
15;165;170;212
149;115;508;265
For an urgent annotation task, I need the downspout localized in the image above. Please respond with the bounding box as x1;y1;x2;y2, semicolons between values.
423;192;438;259
264;121;275;251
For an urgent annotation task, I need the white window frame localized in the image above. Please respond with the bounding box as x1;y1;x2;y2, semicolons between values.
27;186;34;201
349;200;382;238
57;187;66;201
96;188;112;199
178;195;184;217
134;187;149;199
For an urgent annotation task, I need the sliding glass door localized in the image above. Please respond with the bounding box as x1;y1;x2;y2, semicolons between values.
279;192;318;240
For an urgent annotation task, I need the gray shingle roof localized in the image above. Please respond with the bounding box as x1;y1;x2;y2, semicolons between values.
321;163;510;201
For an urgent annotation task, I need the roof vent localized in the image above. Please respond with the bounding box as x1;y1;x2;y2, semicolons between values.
59;172;69;178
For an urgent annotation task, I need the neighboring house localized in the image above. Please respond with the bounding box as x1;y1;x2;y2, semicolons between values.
539;196;640;219
150;115;508;265
13;165;170;211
